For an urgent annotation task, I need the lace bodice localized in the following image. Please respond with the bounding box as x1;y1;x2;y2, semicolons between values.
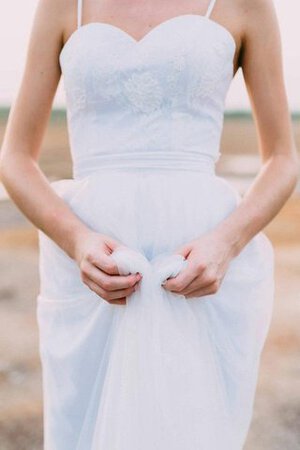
59;5;236;178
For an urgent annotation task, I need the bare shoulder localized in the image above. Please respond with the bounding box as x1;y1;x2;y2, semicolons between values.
31;0;77;51
211;0;277;72
33;0;70;28
239;0;277;17
238;0;279;40
1;1;80;163
227;0;282;74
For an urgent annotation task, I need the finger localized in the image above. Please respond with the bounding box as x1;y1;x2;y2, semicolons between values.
86;280;127;304
86;251;121;276
96;296;127;305
105;237;123;253
185;281;219;299
105;285;138;301
163;262;200;292
82;261;141;291
108;298;127;305
85;277;137;301
171;242;193;260
179;272;217;296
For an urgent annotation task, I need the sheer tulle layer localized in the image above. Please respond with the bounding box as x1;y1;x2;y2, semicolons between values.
37;169;274;450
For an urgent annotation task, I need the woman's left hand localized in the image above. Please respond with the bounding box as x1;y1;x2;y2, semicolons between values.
162;230;236;298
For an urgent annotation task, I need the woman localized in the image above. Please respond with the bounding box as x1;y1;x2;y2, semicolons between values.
1;0;298;448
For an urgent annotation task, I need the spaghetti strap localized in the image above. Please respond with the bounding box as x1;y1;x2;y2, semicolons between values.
205;0;217;18
77;0;83;29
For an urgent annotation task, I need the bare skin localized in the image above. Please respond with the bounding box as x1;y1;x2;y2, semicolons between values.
0;0;298;305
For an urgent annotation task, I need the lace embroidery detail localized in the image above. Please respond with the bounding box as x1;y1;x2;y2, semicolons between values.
60;21;235;163
165;41;186;108
91;67;123;103
62;40;87;115
123;71;164;114
188;40;232;110
64;71;87;116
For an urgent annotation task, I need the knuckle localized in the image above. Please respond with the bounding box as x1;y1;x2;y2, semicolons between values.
196;262;206;272
98;289;109;300
103;262;117;275
101;279;113;290
86;252;96;264
79;267;84;279
210;281;219;294
80;264;90;277
206;276;216;285
104;290;115;300
82;276;90;287
204;271;217;285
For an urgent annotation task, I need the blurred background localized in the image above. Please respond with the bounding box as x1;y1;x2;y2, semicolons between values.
0;1;299;449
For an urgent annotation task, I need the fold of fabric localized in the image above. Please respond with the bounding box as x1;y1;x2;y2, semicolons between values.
89;245;234;449
37;171;274;450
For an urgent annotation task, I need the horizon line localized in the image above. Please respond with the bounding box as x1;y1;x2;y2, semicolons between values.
0;106;300;121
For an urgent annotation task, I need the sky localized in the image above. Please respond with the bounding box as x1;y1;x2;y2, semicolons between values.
0;0;299;110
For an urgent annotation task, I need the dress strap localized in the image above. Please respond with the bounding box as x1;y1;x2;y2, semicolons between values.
205;0;217;18
77;0;83;29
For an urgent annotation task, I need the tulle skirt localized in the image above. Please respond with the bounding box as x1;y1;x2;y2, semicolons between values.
36;168;274;450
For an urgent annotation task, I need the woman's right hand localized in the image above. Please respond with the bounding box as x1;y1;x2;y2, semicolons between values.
74;231;142;305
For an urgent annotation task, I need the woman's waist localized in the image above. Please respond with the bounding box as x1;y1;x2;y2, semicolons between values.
71;149;219;179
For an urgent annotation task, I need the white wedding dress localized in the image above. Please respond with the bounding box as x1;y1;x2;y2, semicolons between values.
36;0;275;448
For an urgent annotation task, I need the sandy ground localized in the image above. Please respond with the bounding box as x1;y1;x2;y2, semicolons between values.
0;116;299;449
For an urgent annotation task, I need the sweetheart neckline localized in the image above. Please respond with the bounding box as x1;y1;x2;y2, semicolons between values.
59;14;237;64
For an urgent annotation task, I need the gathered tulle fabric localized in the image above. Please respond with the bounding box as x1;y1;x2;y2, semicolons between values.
37;170;274;450
83;246;231;449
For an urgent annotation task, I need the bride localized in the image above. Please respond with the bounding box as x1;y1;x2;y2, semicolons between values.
0;0;298;448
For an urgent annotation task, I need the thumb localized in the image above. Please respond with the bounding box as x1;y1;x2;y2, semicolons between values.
104;236;124;255
95;240;123;275
173;242;193;259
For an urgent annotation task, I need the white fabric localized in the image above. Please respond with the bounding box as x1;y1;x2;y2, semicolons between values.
91;247;232;449
59;15;236;176
36;13;275;450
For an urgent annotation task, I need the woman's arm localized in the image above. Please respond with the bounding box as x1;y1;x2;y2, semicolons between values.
213;0;299;256
164;0;299;298
0;0;141;304
0;0;88;259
